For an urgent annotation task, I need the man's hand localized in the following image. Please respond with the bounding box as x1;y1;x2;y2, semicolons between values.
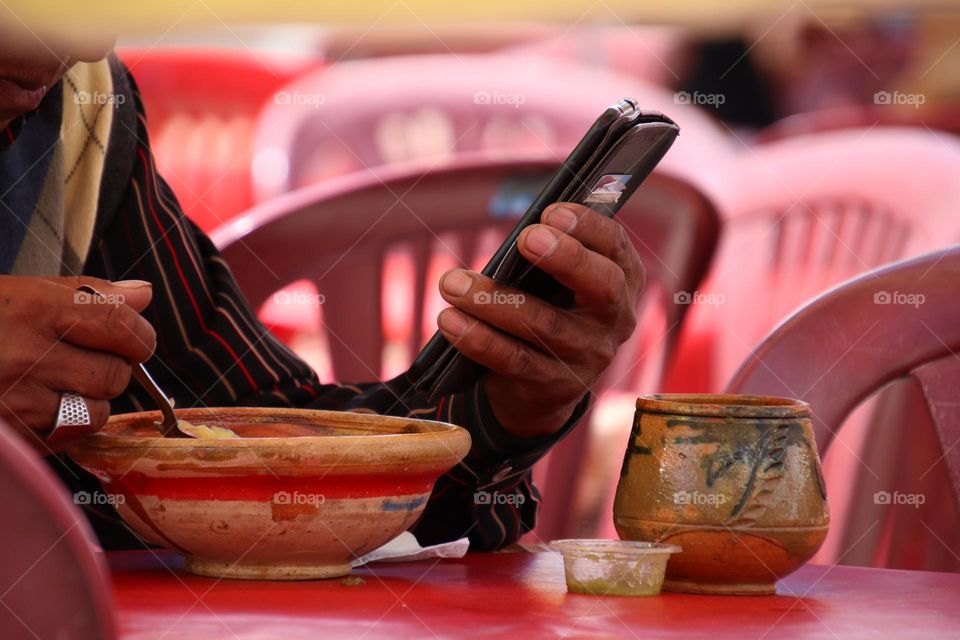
437;203;644;439
0;276;156;450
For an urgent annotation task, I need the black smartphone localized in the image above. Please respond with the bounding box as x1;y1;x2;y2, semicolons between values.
408;99;680;400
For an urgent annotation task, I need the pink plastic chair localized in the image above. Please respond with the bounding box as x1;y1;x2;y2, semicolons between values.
665;127;960;394
727;246;960;572
250;53;734;202
118;48;321;230
213;154;720;541
0;422;117;639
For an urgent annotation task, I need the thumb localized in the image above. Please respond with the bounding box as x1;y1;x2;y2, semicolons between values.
42;276;153;313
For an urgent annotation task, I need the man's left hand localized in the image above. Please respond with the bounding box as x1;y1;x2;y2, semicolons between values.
437;202;645;439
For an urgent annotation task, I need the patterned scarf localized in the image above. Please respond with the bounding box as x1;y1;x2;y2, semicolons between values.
0;58;121;276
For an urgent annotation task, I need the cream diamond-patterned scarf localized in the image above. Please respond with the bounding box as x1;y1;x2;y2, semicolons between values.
3;59;114;276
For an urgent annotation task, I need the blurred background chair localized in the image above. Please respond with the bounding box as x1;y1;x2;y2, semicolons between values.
0;421;117;639
665;127;960;395
213;154;720;541
727;246;960;572
117;47;322;231
249;52;734;202
658;128;960;557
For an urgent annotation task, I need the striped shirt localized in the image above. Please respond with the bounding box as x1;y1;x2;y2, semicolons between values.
1;63;586;551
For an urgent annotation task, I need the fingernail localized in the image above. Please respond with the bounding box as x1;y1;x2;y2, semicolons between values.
441;270;472;297
525;227;558;257
113;280;151;289
438;309;468;336
546;207;577;232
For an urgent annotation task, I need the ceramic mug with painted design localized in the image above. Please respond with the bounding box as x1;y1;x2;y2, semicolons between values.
613;394;829;595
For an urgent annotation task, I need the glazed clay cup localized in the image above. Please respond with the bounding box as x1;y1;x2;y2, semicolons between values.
613;394;829;595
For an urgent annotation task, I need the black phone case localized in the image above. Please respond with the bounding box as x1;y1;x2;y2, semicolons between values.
408;100;679;401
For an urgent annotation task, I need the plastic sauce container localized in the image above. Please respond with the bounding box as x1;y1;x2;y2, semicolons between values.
551;540;682;596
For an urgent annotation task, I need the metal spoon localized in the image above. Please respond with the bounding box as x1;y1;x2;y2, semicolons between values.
131;357;185;438
75;285;187;438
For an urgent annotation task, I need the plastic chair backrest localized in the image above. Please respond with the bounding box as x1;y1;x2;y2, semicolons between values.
0;422;117;639
673;127;960;392
118;47;320;230
250;52;734;202
213;154;719;385
726;245;960;457
725;247;960;570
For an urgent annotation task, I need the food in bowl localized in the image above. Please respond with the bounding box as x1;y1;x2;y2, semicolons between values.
68;407;471;580
172;420;239;439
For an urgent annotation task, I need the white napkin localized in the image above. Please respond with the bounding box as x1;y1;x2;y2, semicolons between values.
352;531;470;567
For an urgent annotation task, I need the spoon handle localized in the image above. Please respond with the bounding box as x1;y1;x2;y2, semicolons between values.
131;363;182;438
75;285;185;438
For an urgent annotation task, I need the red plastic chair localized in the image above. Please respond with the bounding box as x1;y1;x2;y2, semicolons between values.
665;127;960;395
117;48;321;231
727;246;960;572
250;53;734;202
213;154;720;541
0;421;117;639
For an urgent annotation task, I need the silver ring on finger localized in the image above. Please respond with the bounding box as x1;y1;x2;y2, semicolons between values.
48;391;93;443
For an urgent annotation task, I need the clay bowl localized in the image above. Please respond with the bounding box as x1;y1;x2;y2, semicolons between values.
67;407;471;580
614;394;829;595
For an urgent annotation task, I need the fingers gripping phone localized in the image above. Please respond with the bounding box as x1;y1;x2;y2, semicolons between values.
408;99;680;401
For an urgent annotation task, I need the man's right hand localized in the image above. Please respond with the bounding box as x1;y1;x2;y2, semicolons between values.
0;276;156;450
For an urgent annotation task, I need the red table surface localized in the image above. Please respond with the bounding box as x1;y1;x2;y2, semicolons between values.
109;551;960;639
